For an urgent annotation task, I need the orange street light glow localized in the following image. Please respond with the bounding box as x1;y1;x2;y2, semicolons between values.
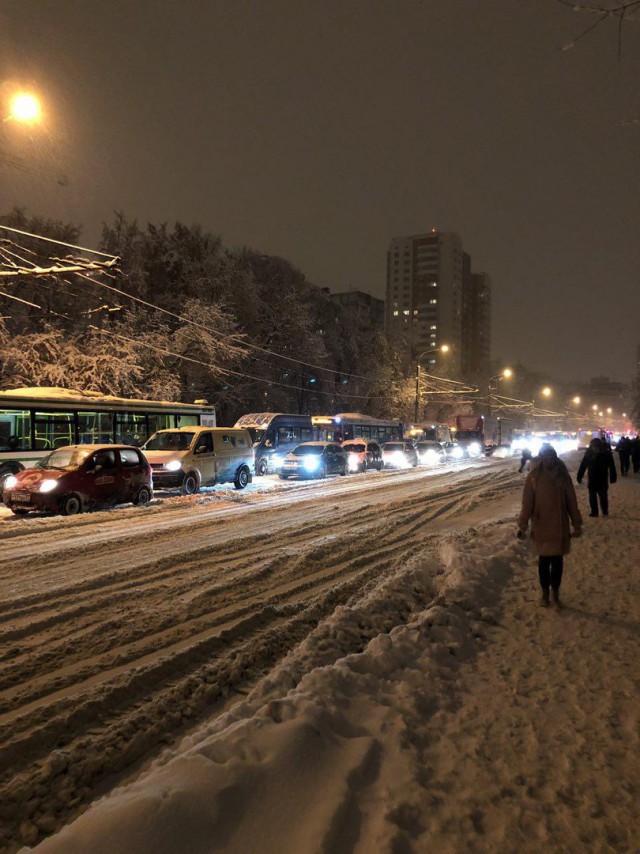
9;92;41;123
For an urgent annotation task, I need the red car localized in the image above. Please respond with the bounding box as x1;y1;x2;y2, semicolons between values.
1;445;153;516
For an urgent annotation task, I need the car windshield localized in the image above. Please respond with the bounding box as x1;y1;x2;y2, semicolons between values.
383;443;405;452
292;445;322;456
417;442;439;450
345;443;365;453
144;432;194;451
36;449;90;470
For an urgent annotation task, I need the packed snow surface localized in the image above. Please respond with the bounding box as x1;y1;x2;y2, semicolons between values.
1;454;638;853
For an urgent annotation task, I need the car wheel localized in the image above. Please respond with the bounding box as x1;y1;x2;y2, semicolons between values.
11;508;29;516
256;458;269;477
359;461;366;473
234;466;250;489
279;473;289;480
317;465;326;479
340;464;347;476
134;485;152;505
60;494;82;516
181;473;199;495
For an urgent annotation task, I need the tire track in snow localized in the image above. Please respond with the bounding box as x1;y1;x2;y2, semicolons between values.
0;460;522;851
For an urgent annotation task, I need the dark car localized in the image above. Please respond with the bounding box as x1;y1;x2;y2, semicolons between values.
1;445;153;516
341;438;383;473
279;441;348;479
381;441;419;469
415;440;447;465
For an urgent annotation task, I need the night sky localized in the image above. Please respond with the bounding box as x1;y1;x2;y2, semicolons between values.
1;1;639;383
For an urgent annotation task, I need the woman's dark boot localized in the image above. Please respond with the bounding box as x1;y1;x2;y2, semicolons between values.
552;589;562;609
540;590;550;607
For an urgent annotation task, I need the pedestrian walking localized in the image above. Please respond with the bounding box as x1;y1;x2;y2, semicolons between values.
616;436;631;477
577;437;617;517
518;447;532;473
517;443;583;608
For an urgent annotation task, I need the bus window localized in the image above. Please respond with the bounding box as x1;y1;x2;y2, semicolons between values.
0;409;31;450
148;413;174;436
176;414;199;428
34;411;74;450
115;413;147;446
277;426;302;446
77;411;115;445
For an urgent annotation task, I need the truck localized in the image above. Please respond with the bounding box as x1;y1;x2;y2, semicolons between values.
453;415;512;455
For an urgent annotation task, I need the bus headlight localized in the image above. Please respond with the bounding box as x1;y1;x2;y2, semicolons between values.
164;460;182;472
303;456;320;472
4;475;18;490
39;479;58;493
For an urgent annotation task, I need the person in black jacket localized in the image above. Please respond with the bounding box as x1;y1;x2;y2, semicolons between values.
577;437;617;517
616;436;631;476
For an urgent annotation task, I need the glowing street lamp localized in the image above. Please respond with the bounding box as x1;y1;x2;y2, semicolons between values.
541;387;552;398
6;92;42;124
572;396;581;405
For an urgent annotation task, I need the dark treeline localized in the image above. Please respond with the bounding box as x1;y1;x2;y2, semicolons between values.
0;209;412;425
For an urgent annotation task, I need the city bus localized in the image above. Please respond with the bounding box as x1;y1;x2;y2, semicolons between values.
311;413;404;445
233;412;314;475
0;387;216;482
404;422;452;444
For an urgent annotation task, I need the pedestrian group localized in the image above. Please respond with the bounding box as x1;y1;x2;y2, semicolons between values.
517;432;636;609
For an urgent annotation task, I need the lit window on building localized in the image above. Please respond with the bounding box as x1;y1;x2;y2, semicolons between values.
429;298;437;304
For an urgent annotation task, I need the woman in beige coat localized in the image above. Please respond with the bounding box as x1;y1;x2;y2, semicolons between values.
517;443;583;608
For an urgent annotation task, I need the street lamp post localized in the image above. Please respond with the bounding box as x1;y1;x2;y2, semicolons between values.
414;345;449;423
487;368;512;418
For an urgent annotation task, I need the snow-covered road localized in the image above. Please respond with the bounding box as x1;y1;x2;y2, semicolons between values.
0;457;524;851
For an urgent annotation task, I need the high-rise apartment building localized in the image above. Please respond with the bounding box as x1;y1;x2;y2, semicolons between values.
385;230;466;374
461;272;492;382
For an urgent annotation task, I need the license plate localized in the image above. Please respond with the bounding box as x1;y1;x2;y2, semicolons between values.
12;492;31;503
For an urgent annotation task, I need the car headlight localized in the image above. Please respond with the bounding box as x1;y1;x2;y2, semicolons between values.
348;453;360;471
303;456;320;472
452;447;464;459
39;479;58;493
393;451;406;466
271;454;283;468
423;450;438;464
468;442;481;457
4;475;19;490
164;460;183;472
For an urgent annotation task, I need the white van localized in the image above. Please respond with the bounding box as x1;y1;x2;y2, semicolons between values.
143;426;254;493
